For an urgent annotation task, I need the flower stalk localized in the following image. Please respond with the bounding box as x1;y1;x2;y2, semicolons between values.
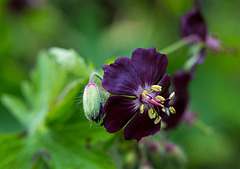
160;35;200;55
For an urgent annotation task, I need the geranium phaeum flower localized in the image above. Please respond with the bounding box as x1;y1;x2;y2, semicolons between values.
101;47;176;141
181;0;234;55
180;0;211;76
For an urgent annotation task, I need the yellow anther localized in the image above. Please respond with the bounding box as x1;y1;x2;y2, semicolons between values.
151;85;162;92
169;92;175;100
148;108;156;119
155;95;165;102
154;116;162;124
140;104;144;114
169;107;176;114
142;90;148;98
162;108;165;113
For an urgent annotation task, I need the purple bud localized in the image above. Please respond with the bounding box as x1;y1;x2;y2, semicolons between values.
147;141;165;169
183;111;198;126
165;143;187;169
139;162;153;169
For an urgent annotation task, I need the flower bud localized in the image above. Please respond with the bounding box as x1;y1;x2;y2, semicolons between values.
139;162;153;169
123;150;138;169
165;143;187;169
83;83;103;123
183;111;198;126
147;141;187;169
147;141;165;169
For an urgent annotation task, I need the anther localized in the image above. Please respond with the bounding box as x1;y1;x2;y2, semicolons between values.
155;95;165;102
142;90;148;98
169;107;176;114
169;92;175;100
148;108;156;119
162;108;170;116
154;116;161;124
140;104;144;114
151;85;162;92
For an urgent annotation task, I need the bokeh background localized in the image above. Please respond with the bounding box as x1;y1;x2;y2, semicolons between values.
0;0;240;169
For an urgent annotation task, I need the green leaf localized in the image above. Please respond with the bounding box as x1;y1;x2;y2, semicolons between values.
45;78;88;128
32;51;68;108
47;138;116;169
1;95;28;127
48;47;93;77
0;134;26;168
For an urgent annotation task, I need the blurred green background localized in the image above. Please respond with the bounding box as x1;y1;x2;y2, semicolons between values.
0;0;240;169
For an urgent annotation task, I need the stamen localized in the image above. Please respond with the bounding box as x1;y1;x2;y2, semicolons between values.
140;104;144;114
154;116;161;124
142;90;148;98
162;108;171;116
169;107;176;114
148;108;156;119
169;92;175;100
151;85;162;92
155;95;165;102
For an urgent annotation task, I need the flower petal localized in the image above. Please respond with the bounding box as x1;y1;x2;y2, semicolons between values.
180;8;207;41
102;96;137;133
102;57;142;96
131;47;168;86
158;74;171;98
124;110;161;141
163;71;191;129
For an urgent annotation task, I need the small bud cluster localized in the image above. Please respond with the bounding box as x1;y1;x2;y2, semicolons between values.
146;140;187;169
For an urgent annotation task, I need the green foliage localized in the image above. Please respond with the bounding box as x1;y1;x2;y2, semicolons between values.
0;49;115;169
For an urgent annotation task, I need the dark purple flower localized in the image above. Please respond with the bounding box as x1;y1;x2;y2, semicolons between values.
101;47;176;141
181;1;235;54
180;1;208;76
180;4;207;42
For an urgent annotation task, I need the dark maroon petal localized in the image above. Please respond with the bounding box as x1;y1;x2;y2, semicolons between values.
102;96;137;133
131;47;168;86
163;71;191;130
124;110;161;141
158;74;171;98
102;57;142;96
180;8;207;41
